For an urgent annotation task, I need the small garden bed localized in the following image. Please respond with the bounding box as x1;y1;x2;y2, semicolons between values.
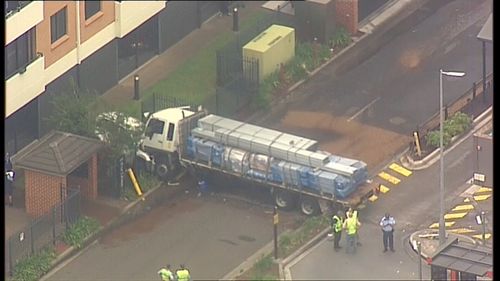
236;215;330;280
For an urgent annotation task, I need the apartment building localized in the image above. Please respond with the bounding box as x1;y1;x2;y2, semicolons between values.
5;1;221;155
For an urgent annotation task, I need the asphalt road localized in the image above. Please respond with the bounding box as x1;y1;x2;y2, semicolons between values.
46;187;299;280
280;0;493;135
289;115;493;280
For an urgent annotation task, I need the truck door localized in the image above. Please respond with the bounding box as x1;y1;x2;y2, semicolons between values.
143;118;166;151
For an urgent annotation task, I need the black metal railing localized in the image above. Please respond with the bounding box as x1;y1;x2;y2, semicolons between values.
6;187;81;277
5;1;32;19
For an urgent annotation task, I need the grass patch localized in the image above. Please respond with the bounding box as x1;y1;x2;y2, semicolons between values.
139;11;268;109
122;171;161;201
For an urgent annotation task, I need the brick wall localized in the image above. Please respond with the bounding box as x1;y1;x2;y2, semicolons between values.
25;170;66;218
335;0;358;35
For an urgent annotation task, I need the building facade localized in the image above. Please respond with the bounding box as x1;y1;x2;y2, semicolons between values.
5;1;221;155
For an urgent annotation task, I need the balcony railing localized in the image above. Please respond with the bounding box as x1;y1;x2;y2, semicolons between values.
6;52;43;81
5;1;32;19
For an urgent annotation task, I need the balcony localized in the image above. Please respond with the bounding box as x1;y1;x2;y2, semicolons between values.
114;1;165;38
6;53;45;118
6;1;43;45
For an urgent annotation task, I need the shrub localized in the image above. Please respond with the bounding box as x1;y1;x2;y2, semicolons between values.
13;247;56;281
425;112;472;149
330;27;352;49
62;216;100;248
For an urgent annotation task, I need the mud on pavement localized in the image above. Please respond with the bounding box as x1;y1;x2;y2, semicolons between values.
271;110;411;174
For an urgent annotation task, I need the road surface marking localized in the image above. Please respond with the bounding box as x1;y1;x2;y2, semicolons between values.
378;172;401;185
448;228;476;234
379;184;390;193
475;187;492;194
472;233;492;240
368;195;378;202
452;204;474;212
463;198;470;203
429;221;455;228
444;212;468;220
473;194;491;201
347;97;380;122
389;163;412;177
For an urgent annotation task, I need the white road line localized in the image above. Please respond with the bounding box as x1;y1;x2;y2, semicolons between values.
347;97;381;122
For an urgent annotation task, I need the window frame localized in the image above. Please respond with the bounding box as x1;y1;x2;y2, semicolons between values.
84;0;101;20
50;7;67;44
5;27;36;79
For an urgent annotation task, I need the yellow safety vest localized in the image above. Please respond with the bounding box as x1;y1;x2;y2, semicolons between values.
176;269;190;281
332;215;343;233
345;217;357;235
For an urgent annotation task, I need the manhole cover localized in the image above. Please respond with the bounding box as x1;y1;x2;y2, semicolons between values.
390;117;406;125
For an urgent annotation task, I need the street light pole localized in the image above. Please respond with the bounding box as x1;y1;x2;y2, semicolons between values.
439;69;466;245
439;69;445;245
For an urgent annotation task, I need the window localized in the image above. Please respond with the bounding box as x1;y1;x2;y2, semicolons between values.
51;7;67;43
145;119;165;137
5;27;36;79
85;1;101;20
166;123;175;141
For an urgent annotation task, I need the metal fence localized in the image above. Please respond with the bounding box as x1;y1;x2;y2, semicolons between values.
141;93;198;122
6;187;81;276
213;5;295;117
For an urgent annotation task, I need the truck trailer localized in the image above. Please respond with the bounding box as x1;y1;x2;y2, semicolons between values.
136;107;377;215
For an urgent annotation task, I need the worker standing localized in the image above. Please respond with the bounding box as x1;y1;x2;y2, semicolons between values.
343;209;361;254
331;211;344;251
347;208;362;246
176;264;191;281
380;213;396;252
158;264;176;281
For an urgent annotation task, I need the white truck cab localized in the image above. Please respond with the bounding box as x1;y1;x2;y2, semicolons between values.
137;106;196;179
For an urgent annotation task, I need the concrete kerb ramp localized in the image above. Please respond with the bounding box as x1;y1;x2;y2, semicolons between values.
408;229;476;260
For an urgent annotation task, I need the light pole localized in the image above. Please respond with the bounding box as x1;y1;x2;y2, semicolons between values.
439;69;466;245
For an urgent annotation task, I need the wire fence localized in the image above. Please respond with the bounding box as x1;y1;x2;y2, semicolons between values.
6;187;81;277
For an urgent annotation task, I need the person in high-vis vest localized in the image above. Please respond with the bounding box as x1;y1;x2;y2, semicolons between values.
343;210;361;254
331;211;344;251
176;264;191;281
346;208;362;246
158;264;175;281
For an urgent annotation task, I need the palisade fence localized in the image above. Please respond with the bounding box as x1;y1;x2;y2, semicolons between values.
6;187;81;277
214;4;295;117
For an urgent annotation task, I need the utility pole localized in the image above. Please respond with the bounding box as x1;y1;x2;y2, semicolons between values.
273;206;279;259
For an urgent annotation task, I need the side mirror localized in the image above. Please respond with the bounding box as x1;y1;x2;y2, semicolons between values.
142;112;151;122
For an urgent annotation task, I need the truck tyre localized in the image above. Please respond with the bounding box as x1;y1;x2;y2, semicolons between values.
156;163;169;180
274;190;296;210
300;197;320;216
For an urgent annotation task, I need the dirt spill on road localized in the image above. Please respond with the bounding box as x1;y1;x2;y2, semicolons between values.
100;196;203;248
276;111;411;169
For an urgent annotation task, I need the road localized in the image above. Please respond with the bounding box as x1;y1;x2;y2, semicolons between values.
46;186;300;280
269;0;493;171
288;116;493;280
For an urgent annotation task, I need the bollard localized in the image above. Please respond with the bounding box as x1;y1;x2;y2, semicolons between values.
232;7;239;32
134;75;140;100
273;206;279;259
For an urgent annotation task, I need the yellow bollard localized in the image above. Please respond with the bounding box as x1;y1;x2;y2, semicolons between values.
127;168;143;197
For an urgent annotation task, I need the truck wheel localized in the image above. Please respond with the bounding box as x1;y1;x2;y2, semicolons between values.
274;190;296;210
300;197;320;216
156;163;169;180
